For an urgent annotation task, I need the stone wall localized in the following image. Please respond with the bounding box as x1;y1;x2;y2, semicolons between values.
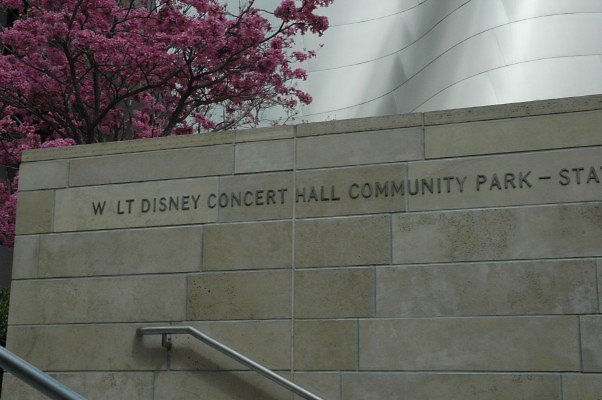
3;94;602;399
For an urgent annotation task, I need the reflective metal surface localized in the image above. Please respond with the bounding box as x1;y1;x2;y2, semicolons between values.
137;326;325;400
292;0;602;122
0;346;87;400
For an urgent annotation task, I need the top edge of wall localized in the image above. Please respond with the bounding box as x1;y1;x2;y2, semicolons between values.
21;93;602;162
422;93;602;126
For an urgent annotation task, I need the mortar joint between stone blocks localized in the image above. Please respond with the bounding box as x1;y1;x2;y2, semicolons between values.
356;320;360;371
290;119;298;379
577;315;584;372
388;213;393;265
66;158;72;188
420;111;426;161
403;163;410;212
184;274;190;321
372;266;378;318
51;189;57;233
34;234;41;278
595;260;600;314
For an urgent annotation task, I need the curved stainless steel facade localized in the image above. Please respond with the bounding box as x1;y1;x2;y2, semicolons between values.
293;0;602;122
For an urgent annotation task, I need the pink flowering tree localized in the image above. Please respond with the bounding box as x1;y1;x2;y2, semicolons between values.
0;0;331;247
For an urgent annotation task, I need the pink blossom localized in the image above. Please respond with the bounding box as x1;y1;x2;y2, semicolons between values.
295;90;312;105
274;0;297;20
0;0;332;247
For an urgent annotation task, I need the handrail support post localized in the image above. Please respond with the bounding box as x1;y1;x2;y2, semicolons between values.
161;333;172;350
138;326;325;400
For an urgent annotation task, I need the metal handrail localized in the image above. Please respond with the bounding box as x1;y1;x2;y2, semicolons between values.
137;326;325;400
0;346;87;400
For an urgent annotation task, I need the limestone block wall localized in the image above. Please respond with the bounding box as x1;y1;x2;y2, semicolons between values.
3;94;602;399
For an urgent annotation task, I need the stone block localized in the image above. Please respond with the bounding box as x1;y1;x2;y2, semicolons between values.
407;147;602;211
425;110;602;158
9;275;186;324
359;317;579;371
376;260;598;317
2;372;153;400
297;113;422;137
294;320;357;371
296;128;422;169
234;140;293;173
203;221;292;271
295;215;390;268
580;316;602;371
216;172;294;222
562;374;602;400
341;373;560;400
22;132;234;162
154;371;291;400
6;324;167;371
15;190;54;234
295;268;374;318
295;164;407;218
169;321;291;370
54;177;218;231
69;145;233;186
292;373;341;400
11;235;39;279
392;203;602;264
187;270;291;320
19;160;68;191
38;226;202;277
235;125;294;143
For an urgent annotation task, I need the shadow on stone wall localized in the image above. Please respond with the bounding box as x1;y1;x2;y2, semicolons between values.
0;246;11;289
0;166;11;288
